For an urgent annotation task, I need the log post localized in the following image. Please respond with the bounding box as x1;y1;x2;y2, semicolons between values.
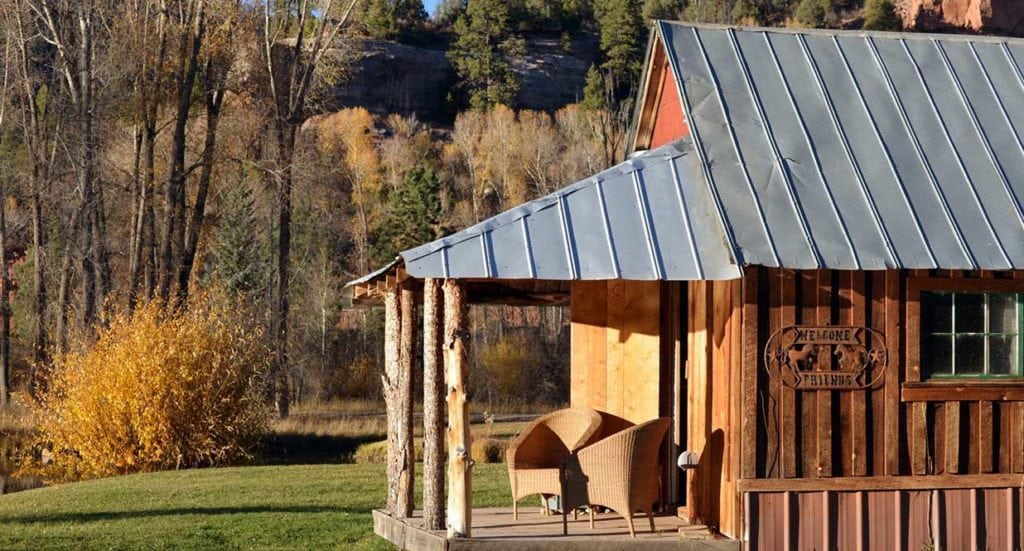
383;283;414;518
382;287;401;515
423;278;446;530
444;279;472;538
398;283;416;516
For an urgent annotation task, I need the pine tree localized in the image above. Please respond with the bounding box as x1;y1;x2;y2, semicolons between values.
374;165;444;265
642;0;682;21
863;0;901;31
796;0;832;28
449;0;526;110
211;185;268;296
364;0;427;40
593;0;645;100
731;0;762;23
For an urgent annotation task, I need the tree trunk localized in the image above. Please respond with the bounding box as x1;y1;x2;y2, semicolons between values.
422;278;446;530
78;3;97;328
444;279;472;538
398;283;416;518
158;1;205;302
383;287;402;514
0;178;8;408
175;70;224;306
271;121;296;418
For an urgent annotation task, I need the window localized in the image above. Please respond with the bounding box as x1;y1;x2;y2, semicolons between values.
920;291;1021;379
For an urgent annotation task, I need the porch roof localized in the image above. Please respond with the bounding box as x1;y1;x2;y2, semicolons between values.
354;23;1024;290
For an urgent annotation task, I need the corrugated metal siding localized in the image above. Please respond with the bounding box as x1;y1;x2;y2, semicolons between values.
398;24;1024;282
401;140;742;280
665;22;1024;272
748;488;1023;550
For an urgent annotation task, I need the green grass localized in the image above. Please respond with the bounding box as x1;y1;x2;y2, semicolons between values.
0;463;512;550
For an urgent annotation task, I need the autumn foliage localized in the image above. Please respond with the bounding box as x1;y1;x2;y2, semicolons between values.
32;299;270;479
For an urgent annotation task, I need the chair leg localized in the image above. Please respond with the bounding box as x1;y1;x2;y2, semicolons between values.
513;498;518;520
646;509;655;533
562;508;568;536
625;513;636;539
572;508;578;521
541;495;550;516
589;506;595;529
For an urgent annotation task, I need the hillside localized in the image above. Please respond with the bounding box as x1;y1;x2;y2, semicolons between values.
329;33;600;124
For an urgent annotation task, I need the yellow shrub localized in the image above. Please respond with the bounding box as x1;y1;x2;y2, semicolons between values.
32;298;270;479
471;438;508;464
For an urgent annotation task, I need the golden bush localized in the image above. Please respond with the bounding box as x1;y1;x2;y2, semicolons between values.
470;438;509;464
32;298;270;479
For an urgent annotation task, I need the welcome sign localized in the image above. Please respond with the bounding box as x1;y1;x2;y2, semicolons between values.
766;325;887;391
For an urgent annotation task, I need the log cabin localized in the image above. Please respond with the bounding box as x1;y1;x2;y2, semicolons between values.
350;22;1024;550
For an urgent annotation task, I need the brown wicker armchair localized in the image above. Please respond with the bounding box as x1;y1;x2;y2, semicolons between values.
506;408;603;520
559;417;671;537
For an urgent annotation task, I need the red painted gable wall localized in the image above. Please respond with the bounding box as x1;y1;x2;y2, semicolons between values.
648;63;689;149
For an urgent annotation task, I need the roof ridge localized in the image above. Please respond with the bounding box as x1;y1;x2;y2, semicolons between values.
657;20;1024;46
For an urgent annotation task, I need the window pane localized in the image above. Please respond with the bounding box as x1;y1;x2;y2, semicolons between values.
922;335;953;377
989;336;1018;375
921;292;953;334
989;294;1018;335
955;335;985;374
955;294;985;333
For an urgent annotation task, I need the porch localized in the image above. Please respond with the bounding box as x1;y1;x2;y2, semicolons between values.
372;508;738;551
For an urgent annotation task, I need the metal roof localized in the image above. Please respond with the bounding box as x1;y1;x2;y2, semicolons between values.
401;139;742;280
398;23;1024;281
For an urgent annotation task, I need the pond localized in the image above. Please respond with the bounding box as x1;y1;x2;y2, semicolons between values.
0;428;43;495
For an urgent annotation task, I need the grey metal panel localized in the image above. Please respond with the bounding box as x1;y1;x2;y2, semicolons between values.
388;23;1024;285
662;22;1024;273
399;138;741;281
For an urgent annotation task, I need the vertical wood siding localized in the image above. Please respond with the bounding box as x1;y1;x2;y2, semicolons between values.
748;268;1024;480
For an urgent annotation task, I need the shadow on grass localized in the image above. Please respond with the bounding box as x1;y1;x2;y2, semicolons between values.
256;432;384;465
2;505;368;524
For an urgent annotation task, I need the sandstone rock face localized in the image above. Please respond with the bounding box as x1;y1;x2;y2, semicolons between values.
901;0;1024;35
329;35;599;124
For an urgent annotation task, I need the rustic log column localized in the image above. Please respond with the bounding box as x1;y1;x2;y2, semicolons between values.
422;278;446;530
383;284;414;518
382;287;401;514
398;283;416;516
444;279;472;538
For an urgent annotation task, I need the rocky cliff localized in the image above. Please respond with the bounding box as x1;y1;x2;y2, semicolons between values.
329;35;599;124
901;0;1024;35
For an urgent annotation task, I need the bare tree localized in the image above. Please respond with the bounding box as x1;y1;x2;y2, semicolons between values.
157;0;204;302
0;25;11;407
127;0;170;310
259;0;358;418
30;0;105;332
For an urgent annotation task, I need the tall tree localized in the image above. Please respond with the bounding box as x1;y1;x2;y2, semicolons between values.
30;0;106;333
10;0;60;369
158;0;206;303
127;0;170;310
448;0;525;111
374;164;443;265
260;0;359;418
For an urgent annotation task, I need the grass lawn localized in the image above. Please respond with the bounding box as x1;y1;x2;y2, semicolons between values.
0;463;512;550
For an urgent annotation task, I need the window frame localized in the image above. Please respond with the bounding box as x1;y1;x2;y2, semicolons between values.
919;290;1022;379
907;277;1024;386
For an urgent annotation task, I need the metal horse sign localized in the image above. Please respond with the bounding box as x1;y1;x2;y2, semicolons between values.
765;325;887;391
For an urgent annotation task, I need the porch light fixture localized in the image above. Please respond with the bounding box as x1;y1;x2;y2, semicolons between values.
677;450;699;470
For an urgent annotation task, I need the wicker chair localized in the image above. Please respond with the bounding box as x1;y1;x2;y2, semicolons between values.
559;417;671;537
506;408;604;520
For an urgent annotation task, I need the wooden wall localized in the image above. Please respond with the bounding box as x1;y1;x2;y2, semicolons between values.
685;279;744;539
632;41;689;153
744;268;1024;481
569;280;666;424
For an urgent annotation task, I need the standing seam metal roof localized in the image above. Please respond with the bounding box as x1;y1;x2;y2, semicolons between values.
398;22;1024;281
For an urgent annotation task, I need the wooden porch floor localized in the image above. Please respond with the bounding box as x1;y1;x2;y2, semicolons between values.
373;507;739;550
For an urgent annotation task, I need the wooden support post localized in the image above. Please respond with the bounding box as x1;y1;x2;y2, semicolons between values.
382;288;403;515
444;279;472;538
422;278;445;530
398;283;416;517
